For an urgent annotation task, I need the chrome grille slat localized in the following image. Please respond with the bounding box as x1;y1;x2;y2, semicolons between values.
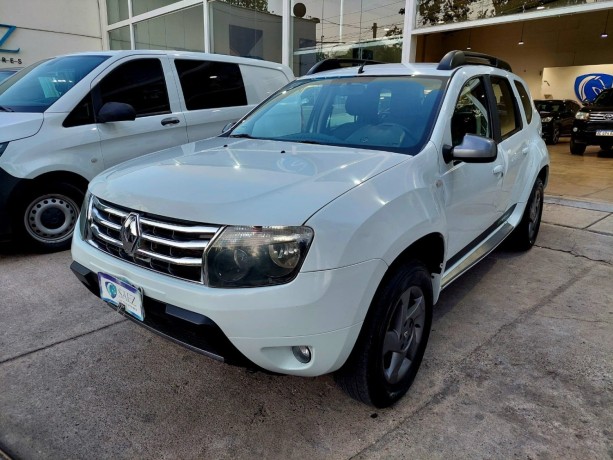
135;248;202;266
589;112;613;122
87;197;221;283
140;233;209;250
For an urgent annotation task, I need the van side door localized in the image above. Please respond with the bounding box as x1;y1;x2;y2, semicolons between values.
171;58;251;142
92;55;188;169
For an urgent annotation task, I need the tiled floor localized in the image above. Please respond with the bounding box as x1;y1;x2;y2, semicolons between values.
545;139;613;204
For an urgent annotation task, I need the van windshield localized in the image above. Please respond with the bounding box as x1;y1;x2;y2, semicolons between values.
228;75;446;156
0;55;109;113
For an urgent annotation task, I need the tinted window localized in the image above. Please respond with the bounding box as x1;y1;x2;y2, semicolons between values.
514;81;533;124
63;93;95;127
452;77;491;145
593;89;613;106
491;77;521;139
174;59;247;110
98;59;170;117
0;55;109;113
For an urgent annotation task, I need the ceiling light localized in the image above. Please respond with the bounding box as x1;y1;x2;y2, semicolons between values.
518;23;525;45
602;11;610;38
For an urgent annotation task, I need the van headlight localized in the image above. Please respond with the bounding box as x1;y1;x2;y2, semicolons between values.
541;116;553;123
204;226;314;288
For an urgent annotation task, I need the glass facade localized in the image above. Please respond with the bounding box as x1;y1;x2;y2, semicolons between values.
133;0;181;16
107;0;129;24
134;5;205;51
291;0;404;75
109;26;131;49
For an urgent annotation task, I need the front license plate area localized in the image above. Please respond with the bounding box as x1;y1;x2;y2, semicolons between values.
596;130;613;137
98;272;144;321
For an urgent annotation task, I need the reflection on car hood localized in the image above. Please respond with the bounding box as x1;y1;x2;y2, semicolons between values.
0;112;44;142
90;137;409;225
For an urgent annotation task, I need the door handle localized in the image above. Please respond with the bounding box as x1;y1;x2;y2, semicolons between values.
493;165;504;177
161;117;180;126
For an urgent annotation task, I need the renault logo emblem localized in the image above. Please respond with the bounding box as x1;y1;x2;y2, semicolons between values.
120;213;141;256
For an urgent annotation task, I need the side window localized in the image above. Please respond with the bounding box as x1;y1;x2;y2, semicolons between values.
98;59;170;117
63;93;95;127
174;59;247;110
514;81;533;124
491;77;521;139
452;77;491;146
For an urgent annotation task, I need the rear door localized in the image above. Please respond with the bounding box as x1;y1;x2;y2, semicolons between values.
92;55;188;169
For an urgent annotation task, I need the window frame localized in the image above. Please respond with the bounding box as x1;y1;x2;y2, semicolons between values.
513;80;533;125
490;76;523;141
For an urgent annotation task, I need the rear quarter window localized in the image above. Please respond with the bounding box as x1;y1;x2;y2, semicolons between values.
514;81;533;124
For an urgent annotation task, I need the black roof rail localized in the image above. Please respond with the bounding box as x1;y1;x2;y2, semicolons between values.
437;50;512;72
306;58;384;75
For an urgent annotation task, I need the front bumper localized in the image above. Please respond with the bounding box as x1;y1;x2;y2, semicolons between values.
71;231;388;376
572;121;613;146
0;167;27;241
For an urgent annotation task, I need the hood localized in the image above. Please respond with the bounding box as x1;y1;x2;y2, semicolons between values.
0;112;44;142
90;138;409;225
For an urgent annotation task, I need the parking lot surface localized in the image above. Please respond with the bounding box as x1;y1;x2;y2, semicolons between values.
1;196;612;459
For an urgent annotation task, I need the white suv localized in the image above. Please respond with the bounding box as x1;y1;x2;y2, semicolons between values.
71;51;549;407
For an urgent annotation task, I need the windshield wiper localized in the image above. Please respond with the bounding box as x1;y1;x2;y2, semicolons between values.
0;105;14;112
229;133;254;139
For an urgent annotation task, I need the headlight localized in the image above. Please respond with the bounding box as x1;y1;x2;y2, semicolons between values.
204;226;314;288
541;116;553;123
0;142;8;157
78;192;92;240
575;112;589;120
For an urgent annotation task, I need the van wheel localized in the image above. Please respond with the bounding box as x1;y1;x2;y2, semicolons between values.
570;139;586;155
506;177;544;251
334;260;432;408
16;182;84;252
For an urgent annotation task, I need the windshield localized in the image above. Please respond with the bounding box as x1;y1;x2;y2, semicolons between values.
535;101;562;112
0;55;109;113
592;89;613;107
229;75;447;155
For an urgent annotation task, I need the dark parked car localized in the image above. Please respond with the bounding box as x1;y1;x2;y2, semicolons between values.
534;99;581;145
571;88;613;155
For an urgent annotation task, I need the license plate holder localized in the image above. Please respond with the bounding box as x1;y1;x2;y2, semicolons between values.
596;130;613;137
98;272;144;321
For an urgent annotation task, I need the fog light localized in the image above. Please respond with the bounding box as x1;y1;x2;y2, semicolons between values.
573;127;578;132
292;345;312;363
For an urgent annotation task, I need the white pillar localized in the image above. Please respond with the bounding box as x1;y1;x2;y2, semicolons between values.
203;0;211;53
401;0;417;63
282;0;292;68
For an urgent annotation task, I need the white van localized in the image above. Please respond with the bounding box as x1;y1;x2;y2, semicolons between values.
0;50;293;251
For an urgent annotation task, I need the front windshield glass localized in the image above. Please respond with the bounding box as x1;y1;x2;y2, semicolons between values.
229;75;447;155
0;55;109;113
592;89;613;107
535;101;562;112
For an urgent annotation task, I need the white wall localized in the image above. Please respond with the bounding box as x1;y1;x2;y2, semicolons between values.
542;64;613;101
0;0;102;69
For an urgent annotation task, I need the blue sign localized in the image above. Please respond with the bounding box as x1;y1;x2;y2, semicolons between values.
574;73;613;103
0;24;19;53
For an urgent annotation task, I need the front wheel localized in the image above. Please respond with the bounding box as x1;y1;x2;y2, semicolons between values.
334;260;433;408
506;177;544;251
570;138;586;155
15;182;84;252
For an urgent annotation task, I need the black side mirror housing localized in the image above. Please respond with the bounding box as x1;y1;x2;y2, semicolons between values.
97;102;136;123
443;134;497;164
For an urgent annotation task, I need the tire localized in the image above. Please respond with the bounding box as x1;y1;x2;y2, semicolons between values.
506;177;544;251
599;144;612;152
570;138;586;155
334;260;433;408
547;126;560;145
14;182;85;252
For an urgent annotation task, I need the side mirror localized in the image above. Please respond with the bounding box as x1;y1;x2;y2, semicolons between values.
443;134;497;164
97;102;136;123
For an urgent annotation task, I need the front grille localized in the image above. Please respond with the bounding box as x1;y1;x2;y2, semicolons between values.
589;112;613;122
87;197;222;283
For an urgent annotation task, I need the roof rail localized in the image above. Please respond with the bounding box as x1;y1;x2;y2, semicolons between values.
437;50;512;72
306;58;384;75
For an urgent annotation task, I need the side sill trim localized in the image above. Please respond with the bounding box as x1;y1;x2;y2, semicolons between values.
441;221;514;290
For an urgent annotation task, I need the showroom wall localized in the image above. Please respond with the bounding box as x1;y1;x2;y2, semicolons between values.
0;0;102;69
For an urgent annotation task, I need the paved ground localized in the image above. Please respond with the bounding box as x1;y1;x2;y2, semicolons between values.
1;143;612;458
